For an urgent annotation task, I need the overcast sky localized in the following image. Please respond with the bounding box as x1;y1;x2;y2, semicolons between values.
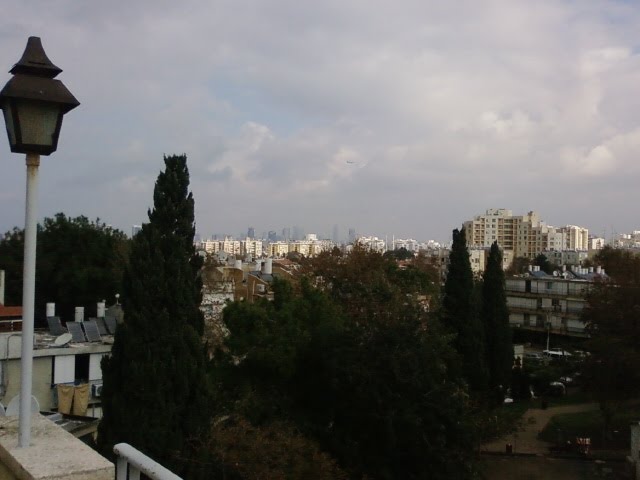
0;1;639;243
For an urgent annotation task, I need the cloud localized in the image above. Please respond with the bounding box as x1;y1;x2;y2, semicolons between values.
0;1;639;240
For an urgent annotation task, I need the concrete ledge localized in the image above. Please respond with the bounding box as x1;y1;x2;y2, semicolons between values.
0;414;113;480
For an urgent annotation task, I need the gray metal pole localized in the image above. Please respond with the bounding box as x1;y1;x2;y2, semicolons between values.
18;152;40;448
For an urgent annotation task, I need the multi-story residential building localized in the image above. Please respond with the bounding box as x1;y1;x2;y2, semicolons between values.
356;236;386;253
464;209;588;261
240;238;263;257
589;236;605;251
201;237;263;257
393;238;420;252
268;241;290;257
611;231;640;249
506;266;606;337
541;249;589;267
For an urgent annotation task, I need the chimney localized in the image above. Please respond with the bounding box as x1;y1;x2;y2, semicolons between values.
263;258;273;275
75;306;85;323
0;270;4;305
46;303;55;317
97;301;106;318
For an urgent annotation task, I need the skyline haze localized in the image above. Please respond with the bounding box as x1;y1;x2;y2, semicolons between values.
0;1;639;242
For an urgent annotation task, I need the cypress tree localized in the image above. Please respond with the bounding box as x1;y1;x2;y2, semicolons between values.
442;228;487;392
98;155;213;477
481;242;513;398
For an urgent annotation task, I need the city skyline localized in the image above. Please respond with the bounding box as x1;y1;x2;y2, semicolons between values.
1;2;639;242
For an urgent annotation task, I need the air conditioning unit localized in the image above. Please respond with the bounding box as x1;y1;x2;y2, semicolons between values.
92;384;103;398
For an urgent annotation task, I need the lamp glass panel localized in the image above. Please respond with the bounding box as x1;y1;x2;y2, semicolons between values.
1;102;16;146
16;101;60;148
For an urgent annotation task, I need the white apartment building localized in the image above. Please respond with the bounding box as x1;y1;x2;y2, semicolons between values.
464;209;588;260
611;231;640;249
240;238;263;257
200;237;263;258
393;238;420;252
356;236;386;253
268;241;290;257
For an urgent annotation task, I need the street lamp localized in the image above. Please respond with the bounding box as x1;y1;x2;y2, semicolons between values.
0;37;79;448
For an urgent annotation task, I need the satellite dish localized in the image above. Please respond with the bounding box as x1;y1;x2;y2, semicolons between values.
5;395;39;416
54;333;72;347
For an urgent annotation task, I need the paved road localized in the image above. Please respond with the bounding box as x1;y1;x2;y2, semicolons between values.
483;402;600;455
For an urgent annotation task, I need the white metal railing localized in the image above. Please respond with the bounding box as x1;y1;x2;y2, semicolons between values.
114;443;182;480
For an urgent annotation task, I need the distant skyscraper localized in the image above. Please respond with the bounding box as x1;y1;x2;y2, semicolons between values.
293;225;304;241
268;230;277;242
132;225;142;238
332;224;340;244
348;228;356;244
247;226;255;239
282;227;291;241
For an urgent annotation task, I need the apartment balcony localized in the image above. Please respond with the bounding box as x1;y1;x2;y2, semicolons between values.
0;413;113;479
0;413;181;479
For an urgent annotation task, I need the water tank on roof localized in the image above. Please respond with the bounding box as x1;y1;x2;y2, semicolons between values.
46;303;55;317
263;258;273;275
234;260;242;270
97;301;106;318
75;306;84;323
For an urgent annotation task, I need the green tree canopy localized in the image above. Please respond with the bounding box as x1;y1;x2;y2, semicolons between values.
0;214;129;321
98;155;213;477
213;250;478;479
533;253;554;274
582;248;640;442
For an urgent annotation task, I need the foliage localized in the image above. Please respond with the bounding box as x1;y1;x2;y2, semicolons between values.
442;228;487;393
0;228;24;306
207;416;348;479
383;247;414;260
481;242;513;401
533;254;554;275
0;214;129;321
214;249;479;479
98;155;213;477
581;248;640;442
506;256;529;275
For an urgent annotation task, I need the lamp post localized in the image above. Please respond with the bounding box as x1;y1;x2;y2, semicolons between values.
0;37;79;448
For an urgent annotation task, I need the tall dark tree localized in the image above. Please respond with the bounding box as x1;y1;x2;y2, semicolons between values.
481;242;513;400
0;228;24;306
0;215;129;321
442;228;487;392
98;155;213;477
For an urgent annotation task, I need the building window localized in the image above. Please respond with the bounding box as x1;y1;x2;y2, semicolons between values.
75;354;90;383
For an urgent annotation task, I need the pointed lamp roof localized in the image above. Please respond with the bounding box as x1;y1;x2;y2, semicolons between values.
9;36;62;78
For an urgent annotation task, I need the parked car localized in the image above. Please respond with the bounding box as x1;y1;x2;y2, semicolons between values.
548;381;566;396
524;352;544;362
543;348;572;358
